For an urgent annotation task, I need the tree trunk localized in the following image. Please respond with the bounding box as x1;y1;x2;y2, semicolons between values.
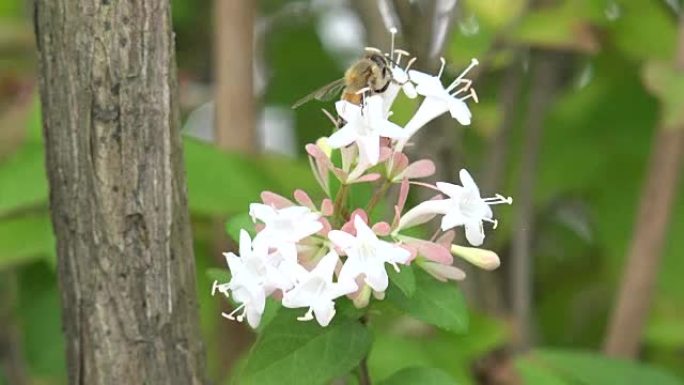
34;1;207;384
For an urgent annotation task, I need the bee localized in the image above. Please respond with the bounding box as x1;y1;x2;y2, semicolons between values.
292;48;393;109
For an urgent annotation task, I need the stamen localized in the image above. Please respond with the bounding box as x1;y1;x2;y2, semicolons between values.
389;28;397;60
437;57;447;78
297;308;315;322
482;194;513;205
446;58;479;92
404;56;417;72
482;217;499;229
448;79;472;95
393;49;410;65
321;108;338;126
390;262;401;273
459;88;479;103
211;280;230;296
364;47;383;55
221;303;246;322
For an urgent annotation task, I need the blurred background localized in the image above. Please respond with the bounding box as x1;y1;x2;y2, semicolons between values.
1;0;684;384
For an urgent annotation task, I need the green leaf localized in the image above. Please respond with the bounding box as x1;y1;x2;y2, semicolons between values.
520;349;684;385
242;309;372;385
225;212;255;242
206;267;230;284
642;61;684;128
387;268;468;333
378;367;458;385
259;154;320;197
609;1;677;61
183;139;269;216
0;143;48;216
512;5;598;53
388;264;415;298
17;262;67;381
0;215;54;270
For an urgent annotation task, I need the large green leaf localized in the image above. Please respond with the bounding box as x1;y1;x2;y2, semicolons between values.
183;139;268;216
378;367;458;385
387;268;468;333
17;262;66;383
519;349;683;385
0;143;48;216
388;264;415;298
241;309;372;385
225;212;255;243
0;214;54;270
184;139;321;216
609;0;677;61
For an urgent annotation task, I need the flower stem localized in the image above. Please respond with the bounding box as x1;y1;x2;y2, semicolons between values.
357;315;372;385
358;357;371;385
366;180;391;214
333;184;349;225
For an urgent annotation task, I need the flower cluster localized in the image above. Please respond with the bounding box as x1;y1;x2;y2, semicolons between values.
212;34;512;328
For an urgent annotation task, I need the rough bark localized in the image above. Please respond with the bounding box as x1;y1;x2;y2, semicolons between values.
34;0;207;384
603;16;684;357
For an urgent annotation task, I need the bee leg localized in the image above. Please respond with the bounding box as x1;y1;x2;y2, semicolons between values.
335;116;347;129
321;107;346;129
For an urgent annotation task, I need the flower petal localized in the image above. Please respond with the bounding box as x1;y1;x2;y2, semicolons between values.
398;199;451;230
435;182;464;199
328;125;357;148
363;262;389;292
353;215;376;241
313;300;336;327
464;219;485;246
448;99;471;125
312;250;340;280
459;169;480;196
328;230;357;250
441;211;467;231
357;134;380;165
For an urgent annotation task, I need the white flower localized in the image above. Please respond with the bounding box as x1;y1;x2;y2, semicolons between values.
329;215;411;292
250;203;323;259
398;169;512;246
382;49;418;113
398;58;479;150
221;230;293;328
328;95;407;165
282;250;357;327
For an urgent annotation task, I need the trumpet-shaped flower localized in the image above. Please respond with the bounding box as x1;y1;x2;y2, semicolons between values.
250;203;323;259
282;250;357;327
330;215;411;292
398;169;512;246
220;230;293;328
398;58;479;150
328;95;407;165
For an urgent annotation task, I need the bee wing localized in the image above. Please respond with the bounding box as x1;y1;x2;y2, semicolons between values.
291;78;346;109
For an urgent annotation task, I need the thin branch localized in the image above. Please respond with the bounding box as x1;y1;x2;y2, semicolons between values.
214;0;256;152
510;50;561;351
212;0;258;380
603;14;684;358
467;59;524;316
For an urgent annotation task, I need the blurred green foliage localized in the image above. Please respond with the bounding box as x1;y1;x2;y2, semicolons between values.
1;0;684;384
